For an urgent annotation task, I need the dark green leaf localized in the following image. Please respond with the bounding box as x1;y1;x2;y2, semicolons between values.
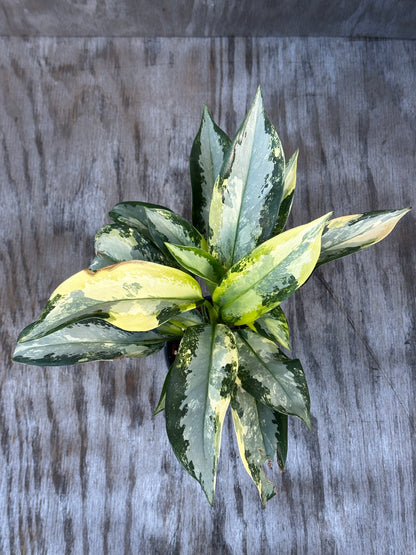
154;365;173;415
253;305;291;350
232;384;283;506
272;149;299;235
13;317;170;366
144;207;208;259
89;223;168;271
190;106;231;236
236;330;311;428
109;201;171;242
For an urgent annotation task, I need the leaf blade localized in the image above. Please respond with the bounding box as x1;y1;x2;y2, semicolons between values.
208;87;285;268
18;261;203;342
109;201;170;241
317;208;411;266
89;223;168;270
236;330;311;427
190;106;231;236
232;383;288;506
13;317;170;366
165;323;238;504
253;305;291;350
213;213;331;326
272;149;299;235
165;243;225;285
144;207;208;257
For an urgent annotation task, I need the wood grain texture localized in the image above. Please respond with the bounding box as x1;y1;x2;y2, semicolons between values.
1;1;416;39
0;37;415;553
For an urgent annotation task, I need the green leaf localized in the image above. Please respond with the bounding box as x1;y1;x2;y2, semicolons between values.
208;86;286;268
236;330;311;428
158;309;203;336
190;106;231;236
144;207;208;258
165;323;238;505
154;364;173;415
18;261;204;342
89;223;168;271
109;201;170;241
253;306;291;350
213;213;331;326
257;403;288;471
317;207;411;266
13;317;170;366
272;149;299;235
165;243;225;285
231;383;288;506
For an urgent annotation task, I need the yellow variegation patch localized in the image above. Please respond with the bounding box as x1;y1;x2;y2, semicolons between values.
19;261;203;342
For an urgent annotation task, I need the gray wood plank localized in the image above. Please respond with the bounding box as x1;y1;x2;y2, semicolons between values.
0;37;415;554
1;1;416;39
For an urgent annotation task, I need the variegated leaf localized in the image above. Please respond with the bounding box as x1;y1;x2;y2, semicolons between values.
89;223;168;271
317;208;411;266
190;106;231;236
13;317;170;366
18;261;203;343
165;324;238;504
144;207;208;258
213;213;331;326
165;243;225;285
272;149;299;235
253;305;291;350
158;309;203;336
231;383;288;506
109;201;170;241
257;402;288;471
208;87;285;268
236;330;311;427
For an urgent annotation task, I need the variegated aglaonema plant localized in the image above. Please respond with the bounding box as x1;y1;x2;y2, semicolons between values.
13;87;410;506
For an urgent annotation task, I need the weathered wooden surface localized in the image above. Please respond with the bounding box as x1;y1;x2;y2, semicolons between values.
0;37;415;553
1;1;416;39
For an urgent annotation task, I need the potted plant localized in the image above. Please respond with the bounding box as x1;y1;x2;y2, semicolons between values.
13;87;410;506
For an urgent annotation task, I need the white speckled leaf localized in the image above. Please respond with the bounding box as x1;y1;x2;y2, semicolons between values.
165;243;225;285
213;213;331;326
231;383;287;506
208;87;285;268
253;305;291;350
190;106;231;236
13;317;171;366
165;324;238;504
317;207;411;266
257;401;288;471
18;261;203;343
109;201;171;241
89;223;168;270
144;207;208;258
273;149;299;235
236;330;311;427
